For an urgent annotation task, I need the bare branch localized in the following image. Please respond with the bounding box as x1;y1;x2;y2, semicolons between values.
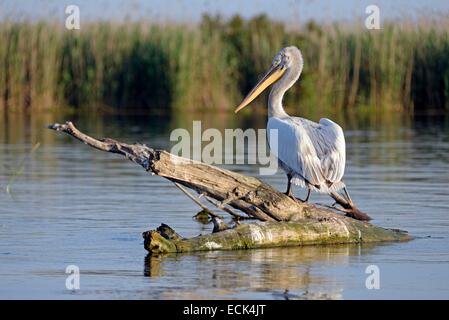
48;121;368;222
204;196;255;220
173;182;220;219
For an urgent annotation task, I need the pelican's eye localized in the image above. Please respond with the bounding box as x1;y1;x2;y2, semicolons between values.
272;55;282;66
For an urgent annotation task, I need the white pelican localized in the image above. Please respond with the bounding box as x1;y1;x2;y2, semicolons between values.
235;46;350;203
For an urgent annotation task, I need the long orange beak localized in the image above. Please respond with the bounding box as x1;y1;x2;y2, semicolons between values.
234;64;286;113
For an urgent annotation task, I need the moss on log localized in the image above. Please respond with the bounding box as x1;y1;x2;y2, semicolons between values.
143;220;411;253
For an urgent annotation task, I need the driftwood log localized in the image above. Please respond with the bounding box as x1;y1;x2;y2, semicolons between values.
48;121;411;253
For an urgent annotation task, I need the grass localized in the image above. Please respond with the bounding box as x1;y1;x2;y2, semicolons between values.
5;142;40;198
0;15;449;114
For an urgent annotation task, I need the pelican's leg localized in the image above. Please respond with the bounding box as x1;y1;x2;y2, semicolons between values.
285;173;293;198
284;174;311;203
284;174;310;203
303;188;311;202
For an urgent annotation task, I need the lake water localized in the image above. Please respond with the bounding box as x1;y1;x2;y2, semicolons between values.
0;109;448;299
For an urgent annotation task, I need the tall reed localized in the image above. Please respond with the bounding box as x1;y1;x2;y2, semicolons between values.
1;15;448;114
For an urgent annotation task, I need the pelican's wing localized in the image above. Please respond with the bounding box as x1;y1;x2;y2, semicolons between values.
267;117;325;187
292;117;346;185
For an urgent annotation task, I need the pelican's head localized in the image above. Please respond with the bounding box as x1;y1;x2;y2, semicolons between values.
234;46;303;113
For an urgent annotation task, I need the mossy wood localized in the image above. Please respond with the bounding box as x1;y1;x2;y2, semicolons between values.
143;221;410;253
48;121;411;253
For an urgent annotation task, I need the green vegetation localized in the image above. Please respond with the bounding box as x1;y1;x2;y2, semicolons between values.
1;15;449;114
4;142;40;197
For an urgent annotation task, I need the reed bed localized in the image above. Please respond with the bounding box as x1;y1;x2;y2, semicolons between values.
1;15;448;114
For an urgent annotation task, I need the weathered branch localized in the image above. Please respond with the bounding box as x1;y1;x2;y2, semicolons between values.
48;121;336;222
48;121;411;253
204;196;252;220
48;122;154;169
329;191;371;221
173;182;219;218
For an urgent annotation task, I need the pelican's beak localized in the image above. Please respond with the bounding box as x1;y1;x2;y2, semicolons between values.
234;64;286;113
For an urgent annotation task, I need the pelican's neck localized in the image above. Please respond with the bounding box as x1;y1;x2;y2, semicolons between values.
268;59;303;118
268;80;290;118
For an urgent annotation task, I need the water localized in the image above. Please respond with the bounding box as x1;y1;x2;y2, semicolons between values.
0;110;448;299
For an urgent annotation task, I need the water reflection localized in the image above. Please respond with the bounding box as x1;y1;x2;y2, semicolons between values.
143;244;379;299
1;108;449;299
0;106;427;145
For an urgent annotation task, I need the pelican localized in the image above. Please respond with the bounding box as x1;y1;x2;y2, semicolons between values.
234;46;350;203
